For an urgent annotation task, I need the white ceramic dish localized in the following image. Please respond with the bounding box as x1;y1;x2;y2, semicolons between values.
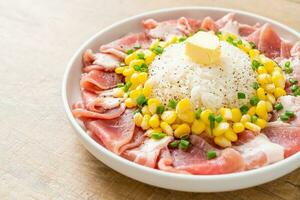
62;7;300;192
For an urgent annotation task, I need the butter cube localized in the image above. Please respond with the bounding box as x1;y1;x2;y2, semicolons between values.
185;31;221;65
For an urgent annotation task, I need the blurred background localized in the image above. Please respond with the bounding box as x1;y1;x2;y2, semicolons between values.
0;0;299;199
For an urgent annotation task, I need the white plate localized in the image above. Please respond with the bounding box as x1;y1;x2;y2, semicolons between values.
62;7;300;192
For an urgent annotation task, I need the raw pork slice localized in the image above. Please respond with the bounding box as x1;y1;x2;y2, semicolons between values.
119;128;146;154
291;41;300;57
264;121;300;157
72;103;126;120
122;136;173;168
85;109;135;154
234;133;284;170
82;49;121;72
143;17;201;40
246;24;282;58
80;70;123;92
161;135;245;175
100;32;152;59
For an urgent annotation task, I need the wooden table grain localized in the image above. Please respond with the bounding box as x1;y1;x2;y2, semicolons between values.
1;0;300;199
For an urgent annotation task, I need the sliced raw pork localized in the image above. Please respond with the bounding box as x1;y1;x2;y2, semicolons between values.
84;109;135;154
80;70;123;93
122;136;173;168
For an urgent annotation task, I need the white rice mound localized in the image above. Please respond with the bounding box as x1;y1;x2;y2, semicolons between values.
148;41;256;111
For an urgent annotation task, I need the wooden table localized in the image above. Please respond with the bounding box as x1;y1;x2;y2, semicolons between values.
1;0;300;199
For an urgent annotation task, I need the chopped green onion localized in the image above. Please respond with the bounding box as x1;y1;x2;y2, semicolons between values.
285;111;294;118
293;88;300;96
151;132;166;140
216;31;222;37
169;140;179;148
117;83;125;88
238;92;246;99
126;49;134;55
178;37;187;42
291;85;299;92
195;108;202;120
240;105;249;115
284;61;293;74
252;60;261;71
280;114;289;122
133;63;148;72
123;81;132;92
274;103;283;111
179;139;190;150
152;46;164;54
249;41;256;49
136;52;145;59
289;78;298;85
215;115;223;123
133;108;142;114
226;36;234;44
250;96;260;106
156;105;165;114
168;99;177;109
207;150;217;160
251;82;259;90
136;94;147;106
208;114;216;129
237;39;243;45
251;115;258;123
285;61;291;68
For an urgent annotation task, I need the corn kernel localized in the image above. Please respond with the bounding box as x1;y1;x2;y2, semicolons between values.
174;123;191;138
148;98;161;114
149;114;160;128
137;72;148;84
161;111;177;124
125;98;136;108
274;87;286;98
257;66;267;74
160;121;173;135
205;126;212;136
219;107;232;120
249;49;260;59
266;93;276;104
265;101;273;112
133;113;143;127
144;50;156;65
141;105;151;115
129;59;145;69
256;100;267;118
244;122;261;132
272;72;285;88
123;68;134;77
213;122;230;136
255;118;267;129
233;122;245;133
263;59;276;73
191;120;206;135
130;72;139;85
200;109;213;124
264;83;275;93
247;106;256;116
224;129;238;142
178;111;195;123
257;73;272;85
125;53;136;65
176;98;193;113
257;87;267;100
141;114;151;130
240;114;251;123
231;108;242;122
115;66;125;74
129;89;142;100
214;136;231;147
113;88;125;98
142;80;153;97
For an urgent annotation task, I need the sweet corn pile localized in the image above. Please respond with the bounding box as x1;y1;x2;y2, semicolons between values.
113;31;293;148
